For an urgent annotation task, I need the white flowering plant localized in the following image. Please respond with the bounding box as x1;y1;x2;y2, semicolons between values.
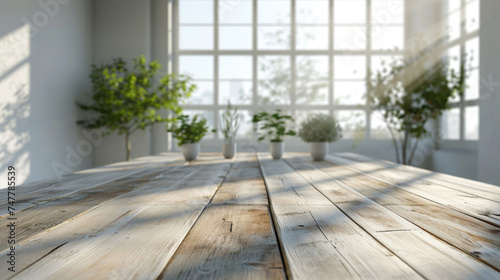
299;114;342;143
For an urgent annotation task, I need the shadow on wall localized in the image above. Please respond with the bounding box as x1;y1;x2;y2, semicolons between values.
0;23;31;184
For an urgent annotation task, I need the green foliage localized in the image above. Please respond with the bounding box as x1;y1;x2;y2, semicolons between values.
76;55;196;160
367;46;467;164
220;102;241;143
252;110;296;142
299;114;342;143
167;114;215;146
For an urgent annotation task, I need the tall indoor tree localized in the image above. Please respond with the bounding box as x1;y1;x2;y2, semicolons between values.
367;45;467;165
76;55;196;161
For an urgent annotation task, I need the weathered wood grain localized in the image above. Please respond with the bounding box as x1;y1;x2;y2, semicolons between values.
257;153;331;206
0;167;167;251
271;204;423;280
287;155;500;270
211;153;268;205
11;205;204;280
0;156;233;278
326;155;500;226
338;152;500;198
160;205;285;280
286;155;500;279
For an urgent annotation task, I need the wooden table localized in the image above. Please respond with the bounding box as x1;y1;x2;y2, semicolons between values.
1;153;500;279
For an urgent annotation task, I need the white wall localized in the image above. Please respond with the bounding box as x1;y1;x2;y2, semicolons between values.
479;0;500;185
0;0;93;185
91;0;173;166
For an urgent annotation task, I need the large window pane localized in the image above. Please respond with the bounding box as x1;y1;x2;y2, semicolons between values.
220;26;252;50
258;26;290;50
179;56;214;79
446;46;461;103
334;55;366;79
334;26;367;50
296;56;329;105
334;82;365;105
371;0;404;24
447;10;460;42
465;106;479;140
441;108;460;140
258;56;291;104
186;81;213;105
466;0;479;33
258;0;291;24
296;0;329;24
219;0;252;24
296;26;329;50
219;56;253;105
371;25;404;50
465;69;479;100
219;81;252;105
371;111;391;139
179;26;213;50
179;1;213;24
466;37;480;68
334;110;366;139
335;0;366;24
219;56;252;80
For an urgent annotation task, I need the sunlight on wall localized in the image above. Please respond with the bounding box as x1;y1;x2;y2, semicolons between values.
0;24;31;186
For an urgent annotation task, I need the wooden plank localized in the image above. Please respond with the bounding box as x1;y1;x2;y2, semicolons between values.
258;155;422;279
256;153;332;206
0;156;234;277
211;153;268;205
160;205;285;280
326;155;500;226
0;167;168;251
336;153;500;203
287;154;500;270
284;154;500;279
0;164;184;218
274;204;424;279
11;205;204;280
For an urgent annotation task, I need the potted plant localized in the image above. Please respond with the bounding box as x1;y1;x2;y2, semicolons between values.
76;55;195;161
298;114;342;161
167;114;214;161
220;102;241;159
367;44;467;165
252;110;296;159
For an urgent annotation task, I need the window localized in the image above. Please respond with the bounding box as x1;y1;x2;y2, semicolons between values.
175;0;404;140
442;0;480;141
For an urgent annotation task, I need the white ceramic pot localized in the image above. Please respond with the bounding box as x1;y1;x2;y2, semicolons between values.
270;142;284;159
310;142;328;161
223;143;237;159
181;143;200;161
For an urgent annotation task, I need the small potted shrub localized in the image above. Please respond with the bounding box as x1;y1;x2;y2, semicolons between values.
299;114;342;161
252;110;296;159
220;102;241;159
167;114;214;161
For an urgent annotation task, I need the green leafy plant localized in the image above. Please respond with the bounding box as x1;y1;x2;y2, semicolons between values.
252;110;296;142
76;55;195;161
299;114;343;143
367;46;467;165
167;114;215;146
221;102;241;143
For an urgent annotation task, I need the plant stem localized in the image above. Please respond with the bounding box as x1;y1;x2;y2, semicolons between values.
408;138;420;165
402;127;409;165
387;124;401;164
125;131;131;161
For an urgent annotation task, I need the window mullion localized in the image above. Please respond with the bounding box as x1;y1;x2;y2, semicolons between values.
214;0;219;139
291;0;297;111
